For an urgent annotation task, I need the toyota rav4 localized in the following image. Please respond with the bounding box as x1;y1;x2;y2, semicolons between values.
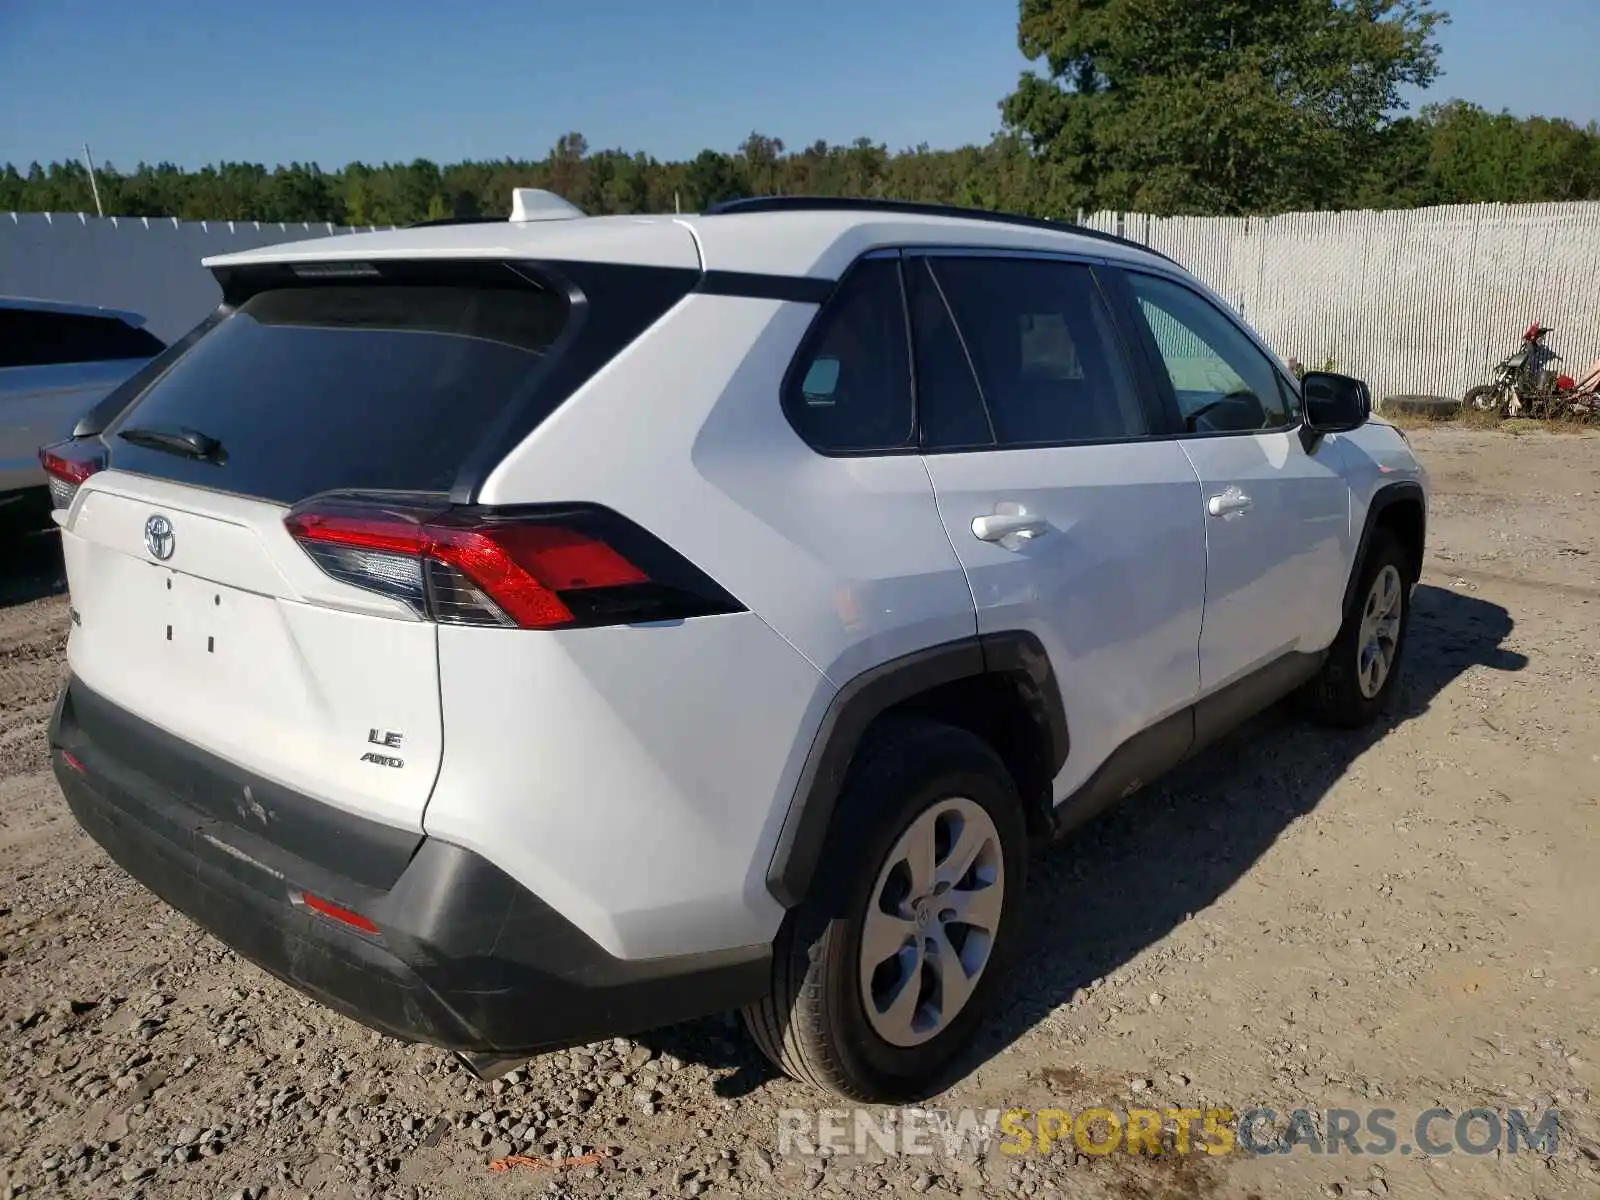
44;193;1428;1101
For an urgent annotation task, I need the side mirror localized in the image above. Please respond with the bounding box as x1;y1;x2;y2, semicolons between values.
1301;371;1370;433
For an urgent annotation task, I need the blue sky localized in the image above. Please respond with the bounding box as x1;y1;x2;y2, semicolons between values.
2;0;1596;171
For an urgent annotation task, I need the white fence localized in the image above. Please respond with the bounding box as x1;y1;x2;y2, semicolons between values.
1083;202;1600;402
8;203;1600;401
0;212;386;343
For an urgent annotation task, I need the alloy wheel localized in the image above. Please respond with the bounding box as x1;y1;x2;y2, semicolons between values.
858;796;1005;1047
1357;563;1404;699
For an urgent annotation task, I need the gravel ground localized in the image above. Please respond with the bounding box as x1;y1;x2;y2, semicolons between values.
1;427;1597;1200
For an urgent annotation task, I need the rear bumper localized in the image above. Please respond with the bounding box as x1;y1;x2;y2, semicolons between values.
49;677;769;1054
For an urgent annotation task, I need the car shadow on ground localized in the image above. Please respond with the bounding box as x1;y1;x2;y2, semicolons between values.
638;584;1527;1099
974;583;1526;1075
0;525;67;609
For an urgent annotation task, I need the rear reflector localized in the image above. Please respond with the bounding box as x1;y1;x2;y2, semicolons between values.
284;497;743;630
297;891;380;935
40;442;107;511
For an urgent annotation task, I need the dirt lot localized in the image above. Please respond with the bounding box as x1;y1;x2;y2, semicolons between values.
2;427;1597;1200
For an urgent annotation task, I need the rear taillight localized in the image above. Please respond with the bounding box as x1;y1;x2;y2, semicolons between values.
39;442;107;511
284;498;743;630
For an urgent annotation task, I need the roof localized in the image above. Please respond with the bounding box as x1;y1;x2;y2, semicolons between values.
0;294;147;326
202;202;1172;282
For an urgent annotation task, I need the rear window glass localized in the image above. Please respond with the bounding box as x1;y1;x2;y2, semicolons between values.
108;278;569;503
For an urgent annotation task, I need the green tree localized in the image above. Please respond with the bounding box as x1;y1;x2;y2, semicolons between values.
738;132;786;196
1003;0;1449;214
389;158;443;223
1418;101;1600;203
0;164;24;210
598;151;653;213
265;163;341;224
683;149;749;209
547;133;591;207
8;57;1600;227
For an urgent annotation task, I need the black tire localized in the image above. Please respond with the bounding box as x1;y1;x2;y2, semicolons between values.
1462;384;1500;413
742;716;1028;1101
1304;530;1413;728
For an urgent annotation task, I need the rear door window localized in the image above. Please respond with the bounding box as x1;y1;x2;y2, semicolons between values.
906;257;993;449
107;267;571;503
923;257;1148;447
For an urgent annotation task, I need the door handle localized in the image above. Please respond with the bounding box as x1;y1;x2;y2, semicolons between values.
1206;489;1254;518
971;513;1049;543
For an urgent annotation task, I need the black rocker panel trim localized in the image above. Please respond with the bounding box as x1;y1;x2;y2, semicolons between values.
1048;650;1325;840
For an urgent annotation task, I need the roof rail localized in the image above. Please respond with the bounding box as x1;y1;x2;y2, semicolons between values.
402;215;505;229
702;196;1174;264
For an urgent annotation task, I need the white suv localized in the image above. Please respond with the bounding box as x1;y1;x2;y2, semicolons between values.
45;193;1428;1101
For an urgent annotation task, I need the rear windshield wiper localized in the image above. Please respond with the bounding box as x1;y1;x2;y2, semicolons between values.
118;425;228;465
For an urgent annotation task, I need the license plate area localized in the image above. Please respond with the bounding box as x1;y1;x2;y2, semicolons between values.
155;565;245;662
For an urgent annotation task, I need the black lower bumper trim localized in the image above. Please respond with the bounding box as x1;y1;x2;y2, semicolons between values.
50;678;770;1054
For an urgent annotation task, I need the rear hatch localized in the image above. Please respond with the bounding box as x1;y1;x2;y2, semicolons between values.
54;257;677;837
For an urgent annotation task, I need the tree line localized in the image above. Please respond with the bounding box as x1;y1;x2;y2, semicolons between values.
4;2;1597;223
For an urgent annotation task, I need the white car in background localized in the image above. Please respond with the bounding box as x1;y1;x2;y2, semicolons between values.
1;296;165;527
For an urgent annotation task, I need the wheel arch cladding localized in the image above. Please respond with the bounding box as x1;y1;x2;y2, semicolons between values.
764;632;1069;907
1343;481;1426;618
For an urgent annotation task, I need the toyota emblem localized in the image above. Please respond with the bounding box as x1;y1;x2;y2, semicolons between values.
144;514;175;561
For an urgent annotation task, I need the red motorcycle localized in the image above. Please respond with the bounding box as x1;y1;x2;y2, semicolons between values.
1463;323;1563;417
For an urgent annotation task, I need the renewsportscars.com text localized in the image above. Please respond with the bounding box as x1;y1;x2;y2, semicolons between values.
776;1105;1562;1159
